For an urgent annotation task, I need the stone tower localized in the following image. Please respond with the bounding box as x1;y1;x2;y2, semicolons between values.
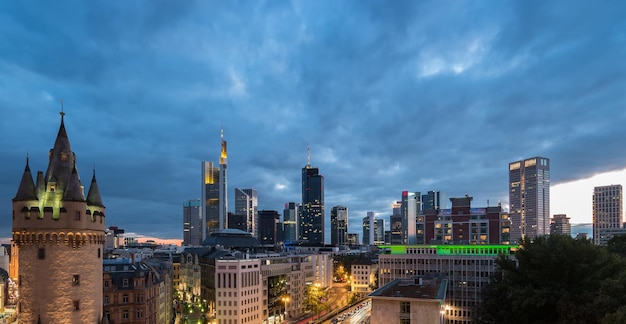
12;112;105;323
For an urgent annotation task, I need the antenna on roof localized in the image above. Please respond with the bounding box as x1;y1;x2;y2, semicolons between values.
307;146;311;167
60;99;65;117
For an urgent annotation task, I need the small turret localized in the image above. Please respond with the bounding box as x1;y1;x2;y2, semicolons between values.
86;169;104;207
13;157;37;201
63;165;85;201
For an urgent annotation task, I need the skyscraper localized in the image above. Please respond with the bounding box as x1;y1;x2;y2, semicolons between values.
401;191;420;244
421;190;446;211
509;157;550;241
183;199;203;246
283;202;299;242
201;129;229;239
593;185;624;245
234;188;258;236
330;206;348;246
300;149;324;244
12;112;105;323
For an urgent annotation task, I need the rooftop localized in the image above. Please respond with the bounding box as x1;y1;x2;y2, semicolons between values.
369;276;447;301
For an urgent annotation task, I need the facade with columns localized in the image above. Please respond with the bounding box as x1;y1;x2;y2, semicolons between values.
11;112;106;323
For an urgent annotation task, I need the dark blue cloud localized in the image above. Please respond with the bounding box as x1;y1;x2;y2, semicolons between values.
1;0;625;240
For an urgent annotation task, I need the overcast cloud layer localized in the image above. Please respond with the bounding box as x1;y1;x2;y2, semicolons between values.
1;1;625;241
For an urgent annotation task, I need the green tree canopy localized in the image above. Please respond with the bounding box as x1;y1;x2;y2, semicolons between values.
476;235;626;324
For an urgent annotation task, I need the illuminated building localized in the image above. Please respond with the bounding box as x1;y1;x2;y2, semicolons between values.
509;157;550;241
234;188;258;236
378;244;517;324
401;191;420;244
300;148;324;244
283;202;299;242
12;112;105;323
183;199;203;246
389;214;403;245
346;233;360;246
363;213;385;245
593;185;624;245
550;214;571;236
201;128;229;239
330;205;348;246
351;259;377;293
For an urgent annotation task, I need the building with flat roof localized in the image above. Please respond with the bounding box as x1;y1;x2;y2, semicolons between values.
509;157;550;241
550;214;571;236
234;188;258;237
183;199;203;246
378;244;517;324
300;150;325;244
593;185;624;245
369;276;448;324
330;206;348;246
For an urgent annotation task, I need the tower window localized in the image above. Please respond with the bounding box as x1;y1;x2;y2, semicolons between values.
75;211;81;220
98;248;101;258
73;300;80;311
38;248;45;260
72;274;80;286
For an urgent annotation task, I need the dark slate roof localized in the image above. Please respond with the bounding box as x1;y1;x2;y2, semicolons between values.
63;165;85;201
44;113;76;198
201;229;260;249
13;158;37;201
86;170;104;207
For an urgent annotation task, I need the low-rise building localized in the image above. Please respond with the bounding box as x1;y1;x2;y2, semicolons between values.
369;276;448;324
351;259;377;293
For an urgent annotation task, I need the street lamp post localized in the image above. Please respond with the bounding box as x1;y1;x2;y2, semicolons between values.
281;296;290;322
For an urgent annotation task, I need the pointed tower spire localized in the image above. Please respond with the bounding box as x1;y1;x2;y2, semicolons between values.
13;156;38;201
44;109;75;195
86;168;104;207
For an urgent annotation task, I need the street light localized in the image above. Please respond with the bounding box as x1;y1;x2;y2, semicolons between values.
282;296;290;322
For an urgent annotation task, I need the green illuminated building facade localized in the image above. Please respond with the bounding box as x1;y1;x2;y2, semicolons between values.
378;244;517;324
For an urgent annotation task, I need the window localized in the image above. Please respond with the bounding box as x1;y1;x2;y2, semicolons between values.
123;295;129;303
136;308;144;319
72;275;80;286
123;279;129;287
400;301;410;314
38;248;45;260
104;281;109;288
122;310;129;319
75;211;81;220
104;295;109;305
73;300;80;311
98;248;101;258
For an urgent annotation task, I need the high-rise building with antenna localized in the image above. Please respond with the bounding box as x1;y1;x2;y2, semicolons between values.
300;147;325;244
12;111;105;323
201;129;229;239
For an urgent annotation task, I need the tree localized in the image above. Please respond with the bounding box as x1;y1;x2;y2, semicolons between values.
476;235;626;324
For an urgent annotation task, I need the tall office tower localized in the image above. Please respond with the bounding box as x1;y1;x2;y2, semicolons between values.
183;199;203;246
401;192;420;244
234;188;258;236
509;157;550;241
283;202;299;242
362;216;371;245
330;206;349;246
593;185;624;245
12;112;105;323
389;214;403;244
201;129;229;239
422;190;446;211
374;218;385;245
550;214;571;236
300;149;325;244
258;210;280;245
219;129;228;231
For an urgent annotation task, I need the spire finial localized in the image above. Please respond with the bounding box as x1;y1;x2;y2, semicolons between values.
60;99;65;119
307;146;311;167
221;124;224;139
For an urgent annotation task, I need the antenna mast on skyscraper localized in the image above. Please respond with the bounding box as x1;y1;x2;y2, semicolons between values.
307;146;311;167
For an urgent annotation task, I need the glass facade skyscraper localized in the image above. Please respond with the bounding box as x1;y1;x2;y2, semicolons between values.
300;158;324;244
509;157;550;242
330;206;348;246
283;202;299;242
234;188;258;237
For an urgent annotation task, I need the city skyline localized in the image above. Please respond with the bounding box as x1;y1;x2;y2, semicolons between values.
1;2;626;242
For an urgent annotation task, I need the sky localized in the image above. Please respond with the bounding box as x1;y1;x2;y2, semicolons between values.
1;1;626;243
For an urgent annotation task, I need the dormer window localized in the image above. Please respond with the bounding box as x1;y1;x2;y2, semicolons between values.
61;152;69;162
49;184;56;192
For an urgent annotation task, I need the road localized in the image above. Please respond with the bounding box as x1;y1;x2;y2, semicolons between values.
323;299;371;324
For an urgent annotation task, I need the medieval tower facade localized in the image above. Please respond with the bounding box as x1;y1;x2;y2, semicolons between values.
12;112;105;323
